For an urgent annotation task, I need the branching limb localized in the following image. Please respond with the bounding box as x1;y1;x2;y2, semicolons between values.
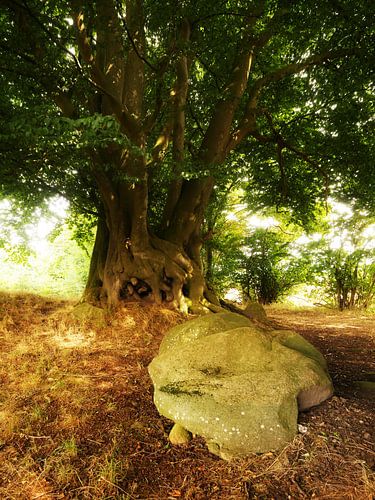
251;47;360;104
282;139;330;201
115;0;157;72
0;3;78;118
198;43;254;163
195;56;223;92
162;19;192;230
276;140;287;199
4;0;84;74
227;47;361;153
70;1;139;138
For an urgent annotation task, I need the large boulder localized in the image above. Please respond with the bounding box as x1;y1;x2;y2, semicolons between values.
148;312;333;459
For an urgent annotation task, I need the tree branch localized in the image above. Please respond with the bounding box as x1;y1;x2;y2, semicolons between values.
187;99;205;138
70;1;139;139
198;41;254;163
191;10;255;27
18;0;84;74
227;47;361;153
249;47;360;108
194;2;277;164
120;0;146;131
276;140;287;199
162;19;192;230
0;3;78;118
257;108;330;193
115;0;157;72
195;56;223;92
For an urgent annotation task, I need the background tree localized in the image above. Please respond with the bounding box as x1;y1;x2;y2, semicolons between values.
306;208;375;310
235;228;307;304
202;185;246;297
0;200;91;296
0;0;373;311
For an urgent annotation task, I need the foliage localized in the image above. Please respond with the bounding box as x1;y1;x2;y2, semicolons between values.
0;200;37;263
0;1;373;218
202;190;309;303
235;228;308;304
0;0;374;306
306;208;375;309
0;221;90;298
202;188;246;294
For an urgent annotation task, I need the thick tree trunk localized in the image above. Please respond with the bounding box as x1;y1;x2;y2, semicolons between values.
84;165;211;312
84;219;209;312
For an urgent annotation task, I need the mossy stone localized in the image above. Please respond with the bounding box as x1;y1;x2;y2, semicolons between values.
149;312;333;459
72;303;106;327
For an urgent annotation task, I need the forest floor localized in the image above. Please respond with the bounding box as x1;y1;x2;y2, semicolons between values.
0;292;374;500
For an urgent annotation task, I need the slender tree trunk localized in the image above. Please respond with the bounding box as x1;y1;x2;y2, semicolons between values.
83;215;109;303
205;243;214;285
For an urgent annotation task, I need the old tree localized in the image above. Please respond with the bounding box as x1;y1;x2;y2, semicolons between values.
0;0;373;311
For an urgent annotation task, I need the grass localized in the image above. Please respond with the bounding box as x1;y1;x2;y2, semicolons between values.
0;292;181;499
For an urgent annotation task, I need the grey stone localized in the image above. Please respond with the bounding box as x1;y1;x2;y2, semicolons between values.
271;329;328;370
158;312;251;354
149;312;333;459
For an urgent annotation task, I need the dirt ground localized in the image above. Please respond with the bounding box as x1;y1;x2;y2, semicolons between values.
0;293;374;499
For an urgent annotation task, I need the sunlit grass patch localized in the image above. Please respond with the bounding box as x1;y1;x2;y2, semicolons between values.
86;437;132;498
57;436;79;458
38;436;81;491
0;410;20;441
51;326;96;349
98;455;125;486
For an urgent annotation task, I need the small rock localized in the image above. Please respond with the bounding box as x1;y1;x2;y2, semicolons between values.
244;302;267;321
72;302;106;327
169;423;192;445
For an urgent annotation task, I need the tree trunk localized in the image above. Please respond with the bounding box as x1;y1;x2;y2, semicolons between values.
82;215;109;303
84;219;209;312
84;155;212;312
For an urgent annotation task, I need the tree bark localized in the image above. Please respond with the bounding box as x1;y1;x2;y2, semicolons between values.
82;215;109;303
86;219;198;311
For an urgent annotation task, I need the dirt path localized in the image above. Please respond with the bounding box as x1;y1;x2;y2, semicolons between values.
266;306;375;400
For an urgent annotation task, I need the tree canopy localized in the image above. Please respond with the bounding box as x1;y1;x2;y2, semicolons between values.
0;0;374;310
